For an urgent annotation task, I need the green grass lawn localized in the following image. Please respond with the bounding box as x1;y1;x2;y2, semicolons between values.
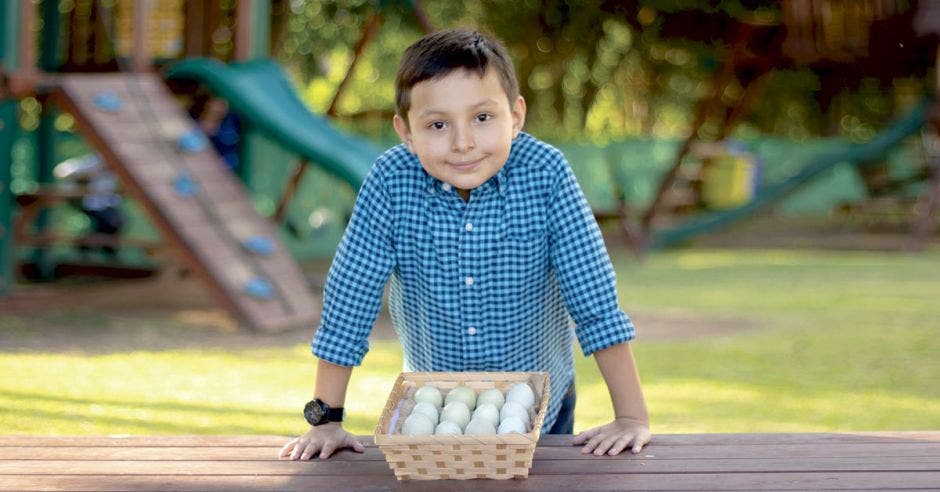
2;247;939;436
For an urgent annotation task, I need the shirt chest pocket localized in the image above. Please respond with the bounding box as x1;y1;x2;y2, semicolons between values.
495;213;550;294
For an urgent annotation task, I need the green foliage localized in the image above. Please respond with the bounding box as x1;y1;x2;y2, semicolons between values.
275;0;379;79
275;1;925;143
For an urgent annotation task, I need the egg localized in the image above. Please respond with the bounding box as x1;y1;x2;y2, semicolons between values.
401;412;435;436
500;400;530;425
435;420;463;435
505;383;535;410
476;388;505;409
444;385;477;411
464;417;497;435
414;385;443;409
497;415;528;434
471;403;500;427
440;401;472;430
411;401;439;426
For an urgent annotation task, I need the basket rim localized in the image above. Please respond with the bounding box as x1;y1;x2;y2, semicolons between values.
373;371;551;445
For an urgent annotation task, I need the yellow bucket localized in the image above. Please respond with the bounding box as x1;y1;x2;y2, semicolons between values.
701;153;757;209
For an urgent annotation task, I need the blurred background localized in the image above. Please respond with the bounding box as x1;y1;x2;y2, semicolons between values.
0;0;938;436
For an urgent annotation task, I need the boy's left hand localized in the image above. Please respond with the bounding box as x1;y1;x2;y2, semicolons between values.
573;417;651;456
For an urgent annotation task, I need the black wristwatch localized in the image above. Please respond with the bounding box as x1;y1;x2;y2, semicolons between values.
304;398;344;426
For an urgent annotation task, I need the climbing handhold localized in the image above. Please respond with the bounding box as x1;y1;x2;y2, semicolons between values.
93;92;123;113
177;129;208;153
242;236;276;256
172;173;198;197
243;277;275;300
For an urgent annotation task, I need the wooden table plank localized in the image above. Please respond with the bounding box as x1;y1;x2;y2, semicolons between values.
0;435;294;447
4;472;940;492
5;442;940;461
4;455;940;475
3;433;938;491
3;432;938;447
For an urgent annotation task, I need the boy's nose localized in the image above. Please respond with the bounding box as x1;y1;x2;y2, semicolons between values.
451;126;475;152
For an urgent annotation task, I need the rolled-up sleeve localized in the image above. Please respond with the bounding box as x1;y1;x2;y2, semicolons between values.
547;157;635;356
311;166;396;366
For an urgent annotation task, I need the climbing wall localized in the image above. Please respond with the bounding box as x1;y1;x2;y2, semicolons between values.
53;73;319;332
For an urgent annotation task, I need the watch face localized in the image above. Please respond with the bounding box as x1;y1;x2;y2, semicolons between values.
304;400;325;425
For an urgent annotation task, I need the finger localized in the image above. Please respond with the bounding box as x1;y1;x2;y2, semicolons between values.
607;434;635;456
298;441;320;461
288;439;306;460
347;436;365;453
581;432;608;454
573;427;601;445
593;434;621;456
631;430;652;454
278;439;297;459
319;441;337;460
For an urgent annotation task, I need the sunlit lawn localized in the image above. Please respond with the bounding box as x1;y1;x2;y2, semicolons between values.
2;247;939;436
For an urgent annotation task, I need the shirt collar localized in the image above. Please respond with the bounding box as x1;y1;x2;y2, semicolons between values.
424;168;508;197
492;161;509;195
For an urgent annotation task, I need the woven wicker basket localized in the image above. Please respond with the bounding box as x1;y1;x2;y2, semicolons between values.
374;371;550;480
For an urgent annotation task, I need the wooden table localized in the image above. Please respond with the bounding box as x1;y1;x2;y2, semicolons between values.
3;432;939;491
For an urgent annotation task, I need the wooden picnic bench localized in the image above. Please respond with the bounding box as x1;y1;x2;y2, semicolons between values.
2;432;938;491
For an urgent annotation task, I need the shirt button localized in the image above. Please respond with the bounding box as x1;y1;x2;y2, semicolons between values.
442;183;452;192
465;276;474;286
467;327;477;335
465;223;473;232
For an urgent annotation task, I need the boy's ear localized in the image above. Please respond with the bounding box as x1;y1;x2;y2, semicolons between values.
393;114;414;153
511;96;527;138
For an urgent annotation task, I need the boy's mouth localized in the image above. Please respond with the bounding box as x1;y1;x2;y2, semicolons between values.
450;158;484;170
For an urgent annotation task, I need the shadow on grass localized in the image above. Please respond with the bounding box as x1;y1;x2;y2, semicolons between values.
0;389;373;435
0;318;317;355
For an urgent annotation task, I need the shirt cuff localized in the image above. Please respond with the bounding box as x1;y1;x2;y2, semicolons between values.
311;325;370;367
575;311;636;356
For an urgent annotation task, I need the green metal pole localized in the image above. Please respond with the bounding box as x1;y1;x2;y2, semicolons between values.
238;0;271;191
2;0;21;67
0;103;14;295
39;0;61;71
248;0;271;60
31;111;56;279
30;0;62;280
0;0;23;295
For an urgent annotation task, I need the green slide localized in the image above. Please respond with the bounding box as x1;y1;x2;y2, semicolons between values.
164;58;377;190
651;98;932;248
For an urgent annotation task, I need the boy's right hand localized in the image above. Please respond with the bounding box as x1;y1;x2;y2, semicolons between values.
279;423;365;460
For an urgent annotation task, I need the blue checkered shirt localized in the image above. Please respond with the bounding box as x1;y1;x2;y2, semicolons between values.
312;132;635;431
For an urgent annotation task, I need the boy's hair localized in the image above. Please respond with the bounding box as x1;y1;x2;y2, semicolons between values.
395;29;520;126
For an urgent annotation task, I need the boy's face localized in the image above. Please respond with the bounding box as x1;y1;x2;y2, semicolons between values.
393;68;526;200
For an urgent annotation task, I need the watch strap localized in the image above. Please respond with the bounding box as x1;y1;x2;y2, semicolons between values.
324;406;344;422
305;398;344;426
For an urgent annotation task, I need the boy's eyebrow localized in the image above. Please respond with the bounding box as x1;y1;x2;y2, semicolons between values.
416;98;501;118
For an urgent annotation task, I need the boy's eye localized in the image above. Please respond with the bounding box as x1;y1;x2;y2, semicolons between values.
476;113;493;123
428;121;447;130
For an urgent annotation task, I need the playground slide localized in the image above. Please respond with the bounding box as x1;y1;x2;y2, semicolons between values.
651;99;932;248
164;58;378;190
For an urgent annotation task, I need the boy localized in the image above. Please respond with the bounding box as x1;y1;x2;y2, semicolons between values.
280;29;650;461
